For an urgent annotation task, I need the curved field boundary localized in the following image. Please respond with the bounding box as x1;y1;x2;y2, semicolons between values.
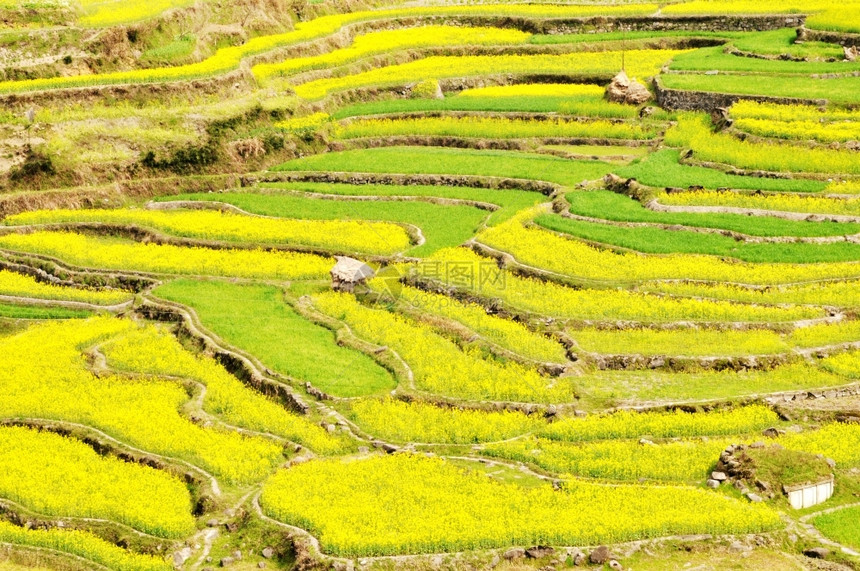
578;338;860;372
0;293;132;312
791;502;860;557
251;489;340;569
91;348;300;448
0;543;109;571
279;44;624;87
255;186;502;213
682;157;856;183
0;251;157;294
251;171;559;195
335;110;665;128
395;302;570;374
289;294;416;401
647;199;860;225
0;417;221;499
144;199;427;253
469;237;860;296
0;497;172;547
303;72;619;107
0;246;313;295
559;208;860;245
135;297;311;416
332;136;653;155
0;221;379;263
403;257;835;333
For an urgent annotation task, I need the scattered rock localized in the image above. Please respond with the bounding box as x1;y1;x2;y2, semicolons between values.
844;46;859;62
173;547;193;567
803;547;831;559
639;106;658;118
357;446;369;454
430;555;444;568
609;560;624;570
232;550;241;560
489;554;500;568
745;492;763;503
750;441;766;449
711;471;727;481
220;557;234;567
706;478;720;489
762;427;780;438
573;551;586;566
261;547;274;559
639;438;656;446
590;545;611;565
526;546;555;559
503;548;524;560
729;541;749;553
258;563;266;569
605;70;652;105
825;457;837;469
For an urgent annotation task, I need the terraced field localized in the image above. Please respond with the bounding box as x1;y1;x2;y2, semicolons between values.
2;0;860;570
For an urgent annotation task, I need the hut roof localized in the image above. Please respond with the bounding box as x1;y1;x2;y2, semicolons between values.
331;256;375;282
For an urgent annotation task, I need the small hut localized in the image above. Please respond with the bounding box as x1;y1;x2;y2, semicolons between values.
330;256;375;292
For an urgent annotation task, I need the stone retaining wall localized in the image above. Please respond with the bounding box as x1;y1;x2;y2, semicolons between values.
798;26;860;48
653;76;827;111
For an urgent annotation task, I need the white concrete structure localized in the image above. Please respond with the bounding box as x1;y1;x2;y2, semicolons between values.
785;478;834;510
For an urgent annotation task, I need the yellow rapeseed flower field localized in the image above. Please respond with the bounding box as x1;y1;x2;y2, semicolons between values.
7;208;412;255
658;190;860;217
484;437;734;482
540;405;778;442
253;26;530;81
0;521;170;571
335;116;657;140
416;248;824;322
0;231;331;280
348;399;541;444
478;210;860;285
293;50;685;100
0;270;130;305
261;454;780;556
369;280;568;363
313;292;572;403
0;425;194;537
0;318;284;483
642;279;860;308
102;325;349;454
